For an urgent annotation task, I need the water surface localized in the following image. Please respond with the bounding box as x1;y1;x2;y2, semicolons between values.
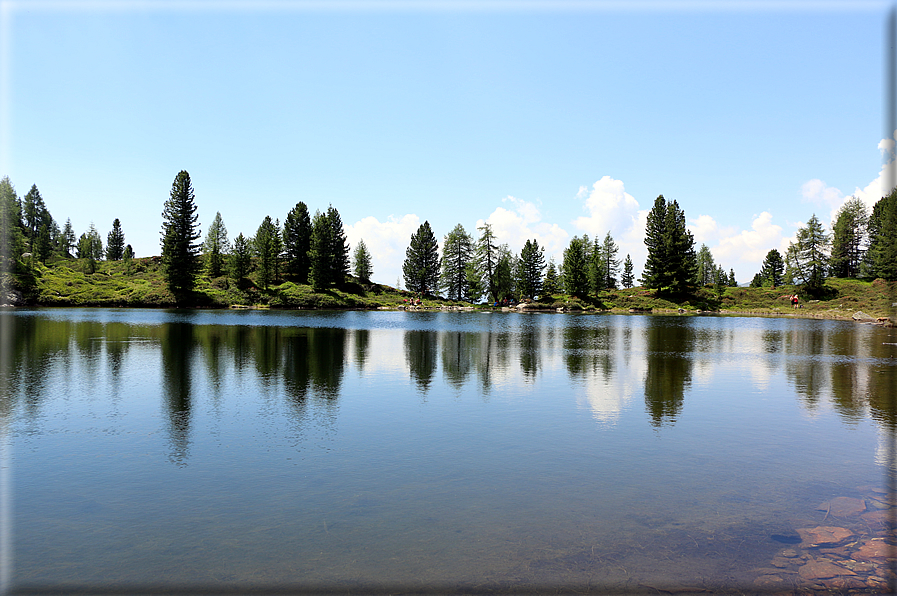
2;308;895;593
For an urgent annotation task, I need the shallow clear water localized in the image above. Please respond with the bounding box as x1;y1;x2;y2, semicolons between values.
2;308;895;593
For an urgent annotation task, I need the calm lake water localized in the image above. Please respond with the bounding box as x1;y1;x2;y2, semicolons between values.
1;308;895;594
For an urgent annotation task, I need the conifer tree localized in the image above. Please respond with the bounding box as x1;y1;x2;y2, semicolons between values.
696;244;715;286
353;239;373;282
326;206;350;285
283;202;312;283
476;223;499;302
601;232;620;289
621;254;634;289
758;249;784;287
309;210;334;291
22;184;50;241
230;233;252;284
641;195;696;292
62;218;76;257
254;216;280;290
830;197;868;278
403;221;440;295
494;245;514;301
106;218;125;261
463;260;484;303
543;258;560;297
203;212;229;278
786;214;830;292
35;224;52;262
441;224;475;300
519;238;546;299
641;196;668;289
563;236;590;298
160;170;201;297
866;189;897;280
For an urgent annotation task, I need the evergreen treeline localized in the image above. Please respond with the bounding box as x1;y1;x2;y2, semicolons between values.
4;170;897;305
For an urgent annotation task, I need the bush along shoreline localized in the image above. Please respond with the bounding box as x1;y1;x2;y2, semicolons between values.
3;255;895;326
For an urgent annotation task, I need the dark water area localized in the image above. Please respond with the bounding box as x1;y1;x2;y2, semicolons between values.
1;308;895;594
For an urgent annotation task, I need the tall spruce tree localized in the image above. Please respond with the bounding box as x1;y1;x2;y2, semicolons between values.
441;224;475;301
283;202;312;283
254;216;279;290
403;221;440;295
230;233;252;284
106;218;125;260
829;197;868;278
641;196;669;289
203;212;229;278
519;239;546;299
62;218;76;257
160;170;201;297
543;258;560;297
0;177;24;272
494;245;515;301
326;206;350;285
866;188;897;280
309;210;333;291
563;236;590;298
621;254;634;289
600;232;620;289
22;184;50;241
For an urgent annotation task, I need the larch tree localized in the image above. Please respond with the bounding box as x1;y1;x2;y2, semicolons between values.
696;244;716;286
600;232;620;290
106;218;125;261
230;233;252;284
62;218;76;257
786;214;830;293
203;212;230;278
353;239;373;282
160;170;201;298
476;223;499;302
403;221;440;295
441;224;475;301
542;258;560;297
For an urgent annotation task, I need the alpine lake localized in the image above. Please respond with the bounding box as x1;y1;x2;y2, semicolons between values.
2;307;895;595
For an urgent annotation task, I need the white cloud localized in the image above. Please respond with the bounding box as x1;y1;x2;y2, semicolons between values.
476;196;569;260
801;178;845;211
344;214;421;287
709;211;791;281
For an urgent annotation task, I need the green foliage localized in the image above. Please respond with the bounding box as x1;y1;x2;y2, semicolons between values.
696;244;715;286
758;249;784;287
562;236;590;298
353;238;373;282
786;214;830;292
641;195;696;293
326;206;349;284
283;202;311;283
230;233;252;283
494;245;514;301
61;218;76;256
830;196;868;278
160;170;201;298
254;216;281;290
106;218;125;260
542;258;560;297
621;254;634;289
0;176;24;274
35;224;52;263
476;222;498;302
22;184;51;241
600;232;620;290
403;221;440;295
519;238;545;299
440;223;474;300
308;206;350;291
867;188;897;280
203;212;229;278
76;223;104;273
463;260;483;303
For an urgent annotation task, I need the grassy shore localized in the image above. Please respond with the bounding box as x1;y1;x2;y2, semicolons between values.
11;255;897;322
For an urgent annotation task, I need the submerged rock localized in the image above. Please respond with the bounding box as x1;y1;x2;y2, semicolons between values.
852;539;894;561
796;526;855;547
798;559;856;580
816;496;866;517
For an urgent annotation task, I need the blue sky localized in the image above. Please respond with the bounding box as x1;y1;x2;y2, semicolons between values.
1;0;892;286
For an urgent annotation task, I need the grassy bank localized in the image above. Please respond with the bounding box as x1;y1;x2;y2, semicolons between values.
12;256;897;321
